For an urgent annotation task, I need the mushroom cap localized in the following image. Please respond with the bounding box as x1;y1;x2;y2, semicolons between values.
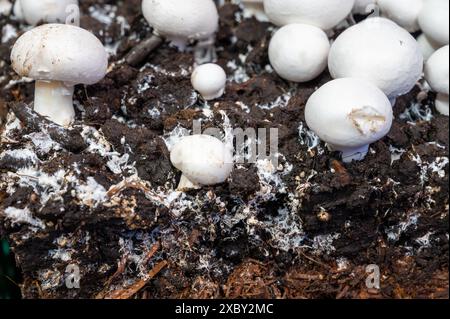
417;33;441;61
328;17;423;99
268;23;330;83
418;0;449;46
15;0;79;25
142;0;218;41
378;0;423;32
305;78;393;149
0;0;12;16
263;0;355;30
170;135;234;186
425;45;450;95
352;0;376;15
11;24;108;85
191;63;227;100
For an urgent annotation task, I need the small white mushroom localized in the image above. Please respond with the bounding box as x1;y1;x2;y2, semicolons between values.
417;33;441;61
170;135;234;190
268;23;330;83
328;17;423;105
263;0;356;30
191;63;227;101
305;78;393;162
418;0;449;47
11;24;108;126
378;0;423;32
0;0;12;16
239;0;268;21
425;45;450;115
352;0;377;15
13;0;79;25
142;0;218;49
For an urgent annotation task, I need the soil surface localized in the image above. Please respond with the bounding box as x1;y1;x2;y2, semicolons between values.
0;1;448;299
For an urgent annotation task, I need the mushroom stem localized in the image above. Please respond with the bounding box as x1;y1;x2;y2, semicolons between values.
435;93;449;116
331;144;370;163
177;174;201;191
34;80;75;127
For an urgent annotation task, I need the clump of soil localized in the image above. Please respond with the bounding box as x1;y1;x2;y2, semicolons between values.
0;1;448;299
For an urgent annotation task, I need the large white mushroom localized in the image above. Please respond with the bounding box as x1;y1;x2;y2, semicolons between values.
425;45;450;116
418;0;449;47
170;135;234;190
0;0;12;15
378;0;423;32
13;0;79;25
305;78;393;162
126;0;219;66
328;17;423;105
11;24;108;126
142;0;218;49
263;0;356;30
417;33;442;61
268;23;330;82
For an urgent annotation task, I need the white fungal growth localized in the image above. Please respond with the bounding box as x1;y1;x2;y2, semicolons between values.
3;206;45;229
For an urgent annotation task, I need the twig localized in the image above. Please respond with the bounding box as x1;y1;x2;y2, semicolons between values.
125;35;164;67
9;102;87;153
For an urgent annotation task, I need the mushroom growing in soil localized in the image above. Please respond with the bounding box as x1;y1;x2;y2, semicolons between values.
11;24;108;126
268;23;330;83
328;17;423;105
418;0;449;48
263;0;355;30
352;0;377;15
170;135;234;190
126;0;219;66
305;78;393;162
191;63;227;101
425;45;450;116
378;0;423;32
0;0;12;15
13;0;79;26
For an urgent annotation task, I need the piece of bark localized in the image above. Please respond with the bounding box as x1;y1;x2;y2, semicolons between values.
125;35;163;67
9;102;87;153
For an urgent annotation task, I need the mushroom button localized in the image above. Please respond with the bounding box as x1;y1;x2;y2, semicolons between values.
268;23;330;83
263;0;355;30
13;0;79;26
0;0;12;16
305;78;393;163
425;45;450;116
142;0;219;49
328;17;423;105
419;0;449;47
352;0;377;15
417;33;441;62
378;0;424;32
10;24;108;126
170;135;234;190
191;63;227;101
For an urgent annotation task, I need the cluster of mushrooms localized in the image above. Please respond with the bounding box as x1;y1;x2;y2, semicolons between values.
3;0;450;190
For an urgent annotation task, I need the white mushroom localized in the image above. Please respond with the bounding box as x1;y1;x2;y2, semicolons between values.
11;24;108;126
418;0;449;47
378;0;423;32
268;23;330;83
0;0;12;16
425;45;450;115
417;33;441;61
305;78;393;162
142;0;218;49
13;0;79;25
170;135;234;190
352;0;377;15
328;17;423;105
191;63;227;100
239;0;268;21
263;0;356;30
